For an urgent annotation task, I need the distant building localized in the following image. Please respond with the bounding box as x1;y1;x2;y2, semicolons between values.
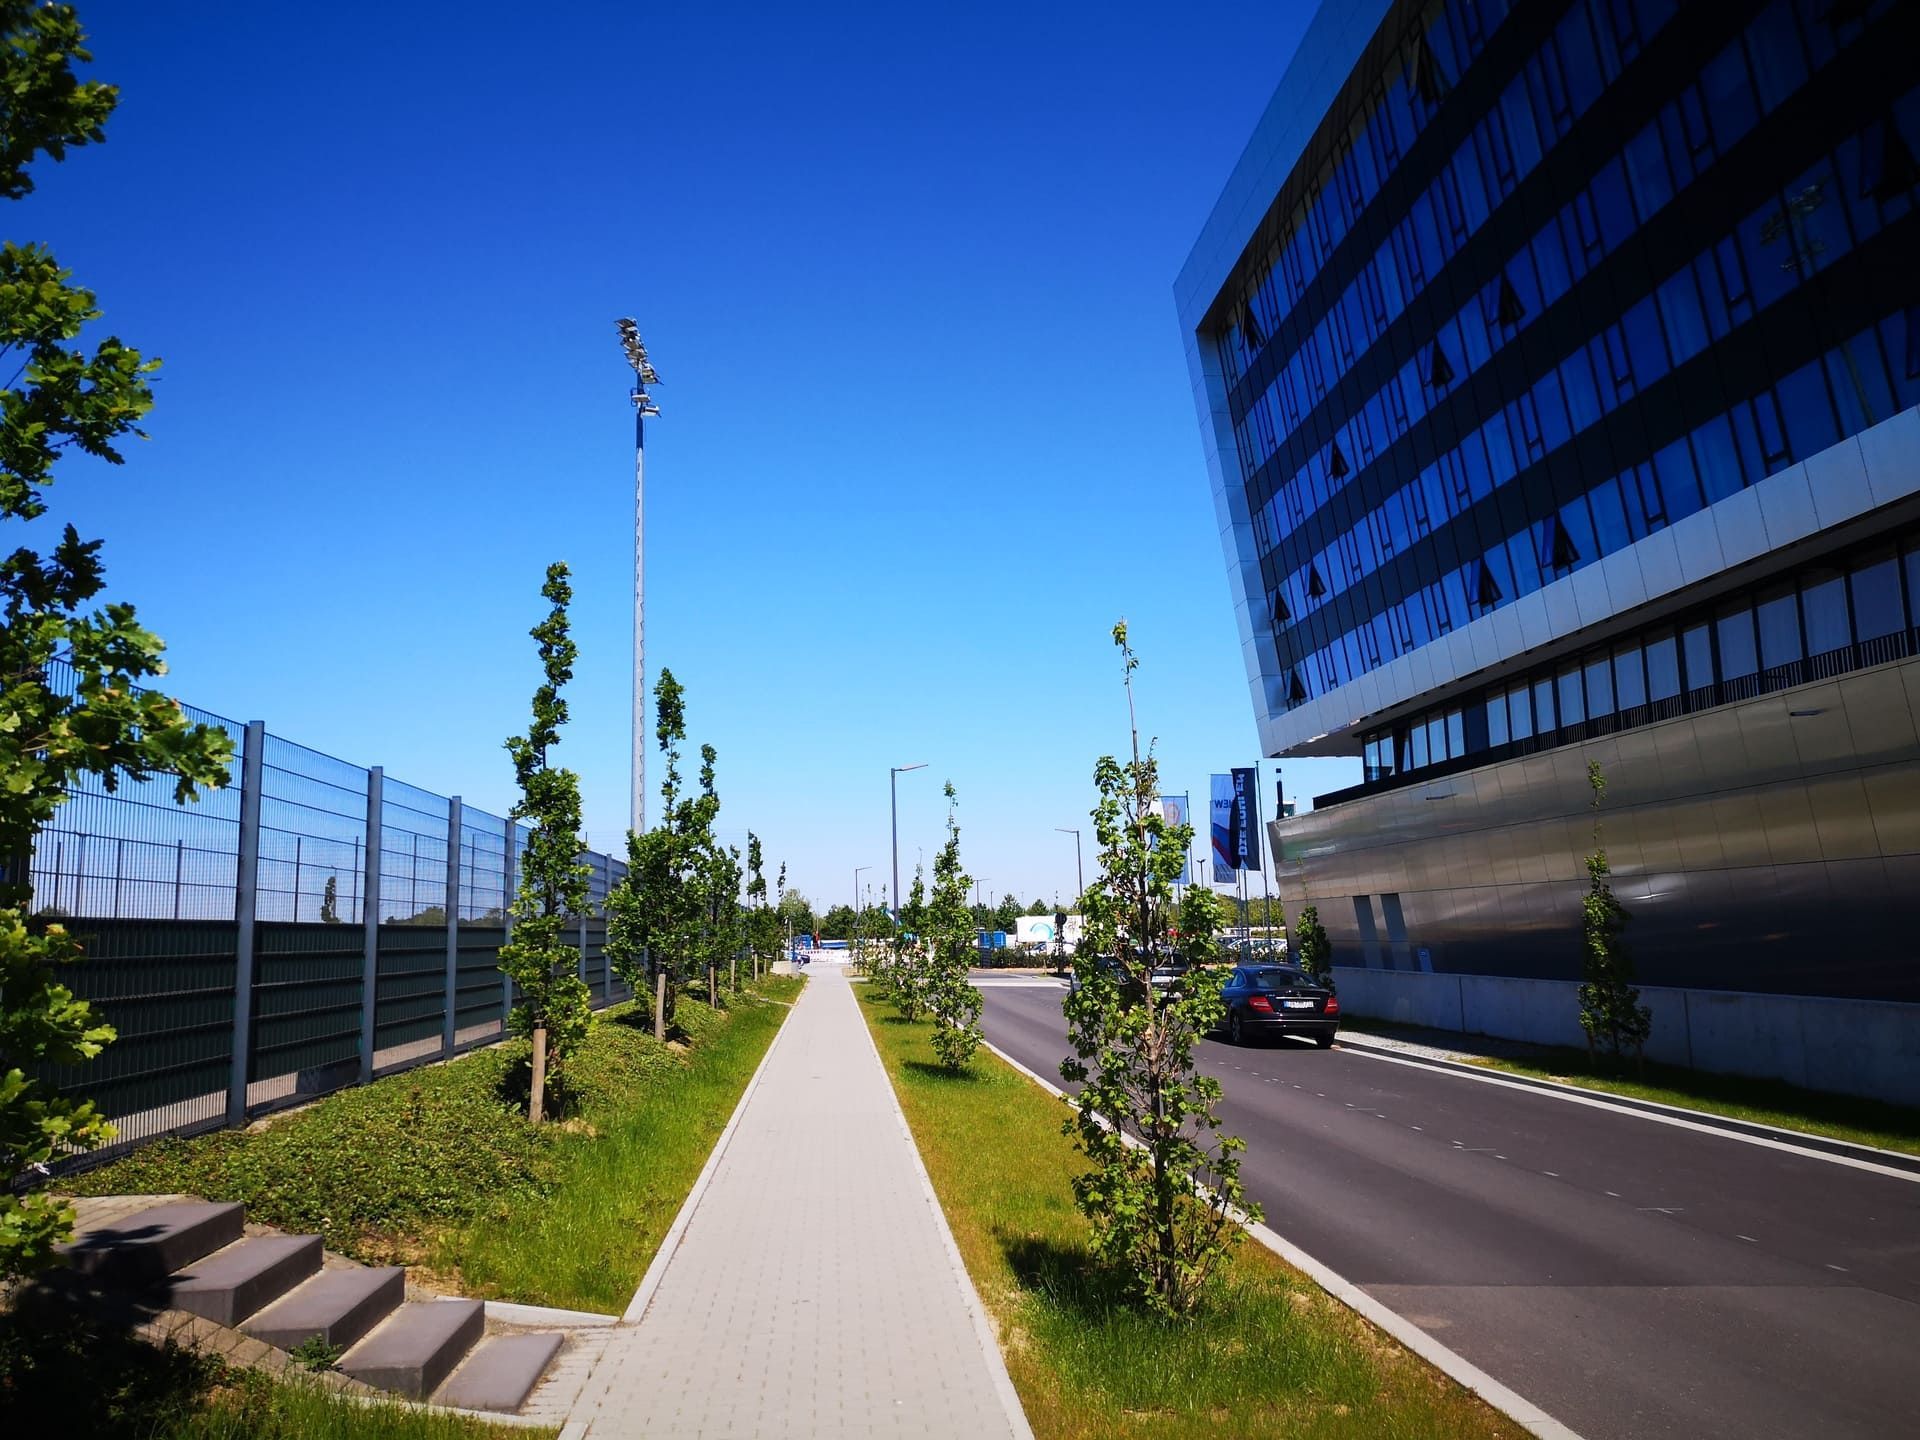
1176;0;1920;1100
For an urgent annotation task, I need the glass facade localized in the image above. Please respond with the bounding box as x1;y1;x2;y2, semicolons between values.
1207;0;1920;717
1349;520;1920;796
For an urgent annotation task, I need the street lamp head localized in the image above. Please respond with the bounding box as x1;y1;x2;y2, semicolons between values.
1055;826;1078;835
893;762;928;774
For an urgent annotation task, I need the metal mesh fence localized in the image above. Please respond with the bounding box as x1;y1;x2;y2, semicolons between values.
26;690;636;1164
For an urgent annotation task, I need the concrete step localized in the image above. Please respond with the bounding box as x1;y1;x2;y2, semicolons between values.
340;1299;484;1400
57;1201;245;1286
433;1331;566;1413
243;1265;404;1353
163;1234;323;1326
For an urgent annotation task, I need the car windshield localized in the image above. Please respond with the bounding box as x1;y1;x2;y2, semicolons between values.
1246;967;1310;990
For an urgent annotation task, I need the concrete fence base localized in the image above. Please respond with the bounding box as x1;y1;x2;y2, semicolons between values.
1331;966;1920;1107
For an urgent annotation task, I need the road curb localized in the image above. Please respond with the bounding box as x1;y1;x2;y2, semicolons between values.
617;978;804;1326
1334;1034;1920;1182
978;1038;1588;1440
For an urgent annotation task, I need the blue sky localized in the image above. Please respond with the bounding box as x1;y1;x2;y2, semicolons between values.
27;0;1356;912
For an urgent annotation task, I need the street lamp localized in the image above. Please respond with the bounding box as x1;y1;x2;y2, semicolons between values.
616;318;660;836
890;763;927;924
1055;827;1083;906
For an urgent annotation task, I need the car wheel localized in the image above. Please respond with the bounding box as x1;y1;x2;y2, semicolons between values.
1228;1011;1244;1046
1313;1031;1336;1048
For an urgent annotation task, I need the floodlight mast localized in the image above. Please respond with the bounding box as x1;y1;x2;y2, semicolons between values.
619;318;661;835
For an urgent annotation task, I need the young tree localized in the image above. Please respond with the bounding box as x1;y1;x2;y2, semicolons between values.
923;783;982;1069
1291;904;1330;983
0;1;233;1279
1578;761;1650;1065
496;563;592;1121
884;865;927;1015
319;874;340;925
605;670;716;1030
1061;622;1255;1316
745;832;780;977
775;882;813;942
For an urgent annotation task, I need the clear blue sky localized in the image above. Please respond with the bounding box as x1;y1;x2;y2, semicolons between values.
28;0;1357;913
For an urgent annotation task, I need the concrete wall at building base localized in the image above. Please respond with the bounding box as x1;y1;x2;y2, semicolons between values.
1332;965;1920;1108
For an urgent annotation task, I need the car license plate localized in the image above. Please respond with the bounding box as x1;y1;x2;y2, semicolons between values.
1282;999;1314;1009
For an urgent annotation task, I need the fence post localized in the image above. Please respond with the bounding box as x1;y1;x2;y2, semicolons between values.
444;796;462;1058
577;848;588;987
501;816;516;1035
359;766;383;1084
228;720;265;1128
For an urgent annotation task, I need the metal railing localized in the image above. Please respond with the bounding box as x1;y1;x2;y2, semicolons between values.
28;695;633;1162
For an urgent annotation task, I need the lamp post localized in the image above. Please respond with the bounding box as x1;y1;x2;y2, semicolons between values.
853;864;872;960
616;318;660;836
1054;827;1083;907
890;763;927;925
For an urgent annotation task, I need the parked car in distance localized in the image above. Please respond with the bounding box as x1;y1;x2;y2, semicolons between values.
1068;956;1121;995
1216;965;1338;1047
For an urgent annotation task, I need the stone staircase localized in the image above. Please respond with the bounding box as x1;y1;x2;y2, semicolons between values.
56;1198;567;1412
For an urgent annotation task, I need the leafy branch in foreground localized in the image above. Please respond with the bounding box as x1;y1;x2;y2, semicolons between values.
1;0;232;1278
1061;620;1252;1316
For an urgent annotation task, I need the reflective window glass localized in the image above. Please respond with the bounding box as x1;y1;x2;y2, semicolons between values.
1906;544;1920;628
1585;653;1615;715
1533;677;1556;733
1717;601;1758;678
1777;358;1838;462
1508;684;1534;741
1446;709;1465;758
1614;644;1647;709
1801;570;1850;655
1557;666;1585;725
1646;633;1681;701
1757;585;1801;669
1410;721;1430;769
1487;691;1510;746
1682;622;1713;692
1850;552;1904;640
1427;715;1449;764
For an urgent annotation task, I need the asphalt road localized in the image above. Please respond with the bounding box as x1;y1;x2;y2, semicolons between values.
973;976;1920;1440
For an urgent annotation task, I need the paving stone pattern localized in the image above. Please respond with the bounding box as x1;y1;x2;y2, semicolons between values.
567;966;1030;1439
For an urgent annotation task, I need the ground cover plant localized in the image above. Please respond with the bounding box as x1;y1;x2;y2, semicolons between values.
67;979;801;1311
0;1305;540;1437
858;985;1525;1440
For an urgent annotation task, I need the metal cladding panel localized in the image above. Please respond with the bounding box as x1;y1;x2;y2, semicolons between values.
1272;652;1920;1003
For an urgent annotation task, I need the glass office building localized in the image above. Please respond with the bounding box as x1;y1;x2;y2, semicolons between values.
1177;0;1920;1093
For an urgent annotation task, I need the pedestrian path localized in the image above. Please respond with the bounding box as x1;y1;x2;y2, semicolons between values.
565;964;1031;1439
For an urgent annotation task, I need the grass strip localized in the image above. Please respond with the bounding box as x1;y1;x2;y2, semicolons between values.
856;988;1525;1440
69;976;804;1313
0;1308;546;1437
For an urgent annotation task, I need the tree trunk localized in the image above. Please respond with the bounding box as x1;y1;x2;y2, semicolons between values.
655;970;667;1042
529;1026;547;1125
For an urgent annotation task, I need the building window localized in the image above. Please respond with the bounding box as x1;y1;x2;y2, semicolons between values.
1717;601;1759;679
1756;583;1802;670
1801;569;1850;656
1851;551;1904;640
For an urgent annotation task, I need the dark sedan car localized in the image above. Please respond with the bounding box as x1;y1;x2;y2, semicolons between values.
1216;965;1339;1047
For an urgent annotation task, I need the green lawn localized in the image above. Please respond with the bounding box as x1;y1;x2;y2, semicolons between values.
69;976;803;1313
856;989;1524;1440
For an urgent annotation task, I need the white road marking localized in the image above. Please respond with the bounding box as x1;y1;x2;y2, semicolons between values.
1543;1171;1560;1178
1606;1191;1622;1198
1826;1264;1850;1273
1737;1234;1758;1243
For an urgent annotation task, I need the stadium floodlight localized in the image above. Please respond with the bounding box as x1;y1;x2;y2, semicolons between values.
619;318;662;833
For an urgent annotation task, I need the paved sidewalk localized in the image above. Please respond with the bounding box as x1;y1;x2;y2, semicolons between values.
566;964;1031;1439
